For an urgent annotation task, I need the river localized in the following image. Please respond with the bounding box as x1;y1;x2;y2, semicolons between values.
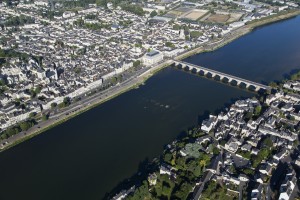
0;16;299;200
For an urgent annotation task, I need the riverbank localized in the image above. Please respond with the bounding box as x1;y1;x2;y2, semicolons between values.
176;9;300;60
1;10;299;152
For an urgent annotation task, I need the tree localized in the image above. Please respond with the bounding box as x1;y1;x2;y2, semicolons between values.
290;71;300;80
121;4;145;16
29;112;36;118
263;137;273;148
96;0;107;8
269;81;278;88
127;181;151;200
42;114;48;121
176;156;186;169
51;102;57;109
199;159;206;168
164;152;173;163
35;86;42;94
0;133;8;140
58;102;66;109
150;10;157;18
20;122;30;131
134;43;142;48
229;165;237;174
165;41;175;48
173;24;181;30
173;182;193;199
63;97;71;106
190;31;203;38
245;111;253;120
133;60;141;68
161;182;171;196
243;168;254;175
0;79;6;86
212;146;220;155
220;140;226;146
254;106;262;116
6;128;16;136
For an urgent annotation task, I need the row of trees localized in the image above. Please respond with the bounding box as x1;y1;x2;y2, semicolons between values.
73;18;111;30
0;119;35;140
120;4;145;16
60;0;97;8
4;15;35;27
0;48;30;61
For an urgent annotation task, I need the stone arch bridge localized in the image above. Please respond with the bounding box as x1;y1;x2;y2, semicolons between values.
172;60;271;92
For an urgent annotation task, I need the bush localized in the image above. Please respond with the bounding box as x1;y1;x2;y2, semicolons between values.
42;114;48;121
51;102;57;108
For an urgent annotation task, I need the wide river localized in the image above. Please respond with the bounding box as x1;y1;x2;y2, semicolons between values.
0;16;300;200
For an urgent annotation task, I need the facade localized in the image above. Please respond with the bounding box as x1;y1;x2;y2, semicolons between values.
142;50;164;66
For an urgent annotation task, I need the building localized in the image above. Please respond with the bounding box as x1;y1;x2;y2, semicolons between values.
148;173;157;186
278;167;297;200
142;50;164;66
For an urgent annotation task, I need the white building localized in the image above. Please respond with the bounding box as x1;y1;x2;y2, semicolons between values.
63;11;76;18
142;50;164;66
34;0;48;6
278;168;297;200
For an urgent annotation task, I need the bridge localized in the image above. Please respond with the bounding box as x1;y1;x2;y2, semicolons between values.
172;60;271;92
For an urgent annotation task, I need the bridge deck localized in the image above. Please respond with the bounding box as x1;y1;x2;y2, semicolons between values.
174;60;271;90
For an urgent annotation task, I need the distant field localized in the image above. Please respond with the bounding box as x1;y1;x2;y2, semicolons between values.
181;9;209;20
200;11;243;24
227;13;243;22
168;10;184;17
206;14;230;23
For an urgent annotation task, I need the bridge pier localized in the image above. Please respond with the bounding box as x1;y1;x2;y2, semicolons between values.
255;87;261;92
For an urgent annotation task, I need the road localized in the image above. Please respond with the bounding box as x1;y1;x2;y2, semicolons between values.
192;171;213;200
